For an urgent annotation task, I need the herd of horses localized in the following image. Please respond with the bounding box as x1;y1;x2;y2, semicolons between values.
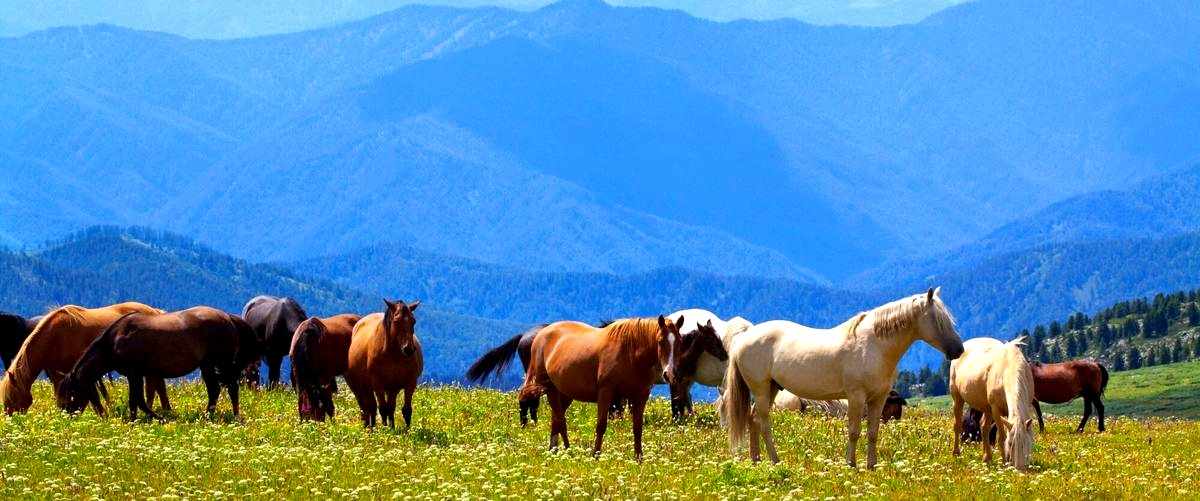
0;287;1110;472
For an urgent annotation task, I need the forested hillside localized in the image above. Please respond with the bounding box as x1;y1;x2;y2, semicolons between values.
0;227;524;382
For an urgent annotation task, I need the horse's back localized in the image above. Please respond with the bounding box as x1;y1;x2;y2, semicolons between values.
533;321;607;401
733;320;846;398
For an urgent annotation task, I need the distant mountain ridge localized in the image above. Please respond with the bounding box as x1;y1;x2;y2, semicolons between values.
2;0;1197;281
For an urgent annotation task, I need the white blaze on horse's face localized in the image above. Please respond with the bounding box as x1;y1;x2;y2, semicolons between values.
657;315;685;384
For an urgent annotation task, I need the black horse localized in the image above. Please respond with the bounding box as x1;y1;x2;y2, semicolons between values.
241;296;308;388
0;312;39;370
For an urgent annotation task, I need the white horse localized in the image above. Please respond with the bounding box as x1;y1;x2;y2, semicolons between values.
722;288;964;468
950;336;1036;471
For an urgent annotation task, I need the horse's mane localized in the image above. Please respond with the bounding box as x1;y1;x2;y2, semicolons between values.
602;318;661;350
864;292;956;339
1000;337;1035;418
724;317;753;338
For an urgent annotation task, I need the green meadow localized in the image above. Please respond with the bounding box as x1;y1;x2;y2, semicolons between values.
1;364;1198;499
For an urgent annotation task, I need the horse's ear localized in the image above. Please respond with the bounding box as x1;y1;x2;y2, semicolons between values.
926;288;935;303
1024;418;1034;431
408;300;421;312
383;299;396;311
674;315;685;330
657;315;667;329
934;286;942;297
706;319;714;329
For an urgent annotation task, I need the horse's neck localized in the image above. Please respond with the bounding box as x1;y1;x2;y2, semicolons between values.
854;314;917;368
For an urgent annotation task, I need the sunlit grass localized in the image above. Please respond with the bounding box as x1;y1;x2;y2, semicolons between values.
0;380;1196;499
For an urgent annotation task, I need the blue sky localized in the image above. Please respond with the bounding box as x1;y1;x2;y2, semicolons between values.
0;0;970;39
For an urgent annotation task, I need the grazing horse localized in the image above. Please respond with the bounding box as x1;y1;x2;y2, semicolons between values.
465;324;544;425
662;309;746;416
772;390;907;422
290;314;361;421
242;296;308;388
1030;360;1109;433
950;337;1036;471
723;288;964;468
518;316;686;460
58;307;262;420
345;300;423;428
1;312;34;370
1;303;169;415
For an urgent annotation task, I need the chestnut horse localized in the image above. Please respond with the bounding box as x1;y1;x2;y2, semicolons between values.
345;300;422;428
1030;360;1109;432
242;296;308;388
518;315;685;460
1;303;169;415
58;307;262;420
290;314;361;421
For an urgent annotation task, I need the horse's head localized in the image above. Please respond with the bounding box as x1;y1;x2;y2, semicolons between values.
881;390;907;422
656;314;686;385
384;299;420;357
999;414;1035;471
669;319;728;388
915;287;964;360
55;371;95;414
1;370;33;414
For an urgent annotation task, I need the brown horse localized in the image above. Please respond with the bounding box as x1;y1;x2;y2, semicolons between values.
518;315;685;460
58;307;262;420
1030;360;1109;432
345;300;422;428
290;314;361;421
881;390;908;422
1;302;169;415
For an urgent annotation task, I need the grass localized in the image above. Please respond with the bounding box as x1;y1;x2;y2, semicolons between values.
0;377;1197;499
916;359;1200;420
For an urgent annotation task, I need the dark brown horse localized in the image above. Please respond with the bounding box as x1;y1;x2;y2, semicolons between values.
663;320;729;417
58;307;262;420
290;314;361;421
881;390;908;422
518;315;685;460
345;300;422;428
242;296;308;388
1030;359;1109;432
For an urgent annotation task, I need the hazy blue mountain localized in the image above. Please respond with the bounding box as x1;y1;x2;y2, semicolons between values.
0;227;525;382
1;0;1197;281
0;0;966;40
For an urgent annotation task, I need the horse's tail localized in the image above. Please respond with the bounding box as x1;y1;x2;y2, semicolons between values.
1098;362;1110;396
466;326;539;384
722;356;752;454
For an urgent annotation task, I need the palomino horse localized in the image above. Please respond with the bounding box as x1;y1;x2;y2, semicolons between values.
242;296;308;388
1030;360;1109;433
1;312;35;370
662;309;746;416
518;316;686;460
290;314;361;421
950;337;1036;471
59;307;262;420
723;288;964;468
1;303;169;415
345;300;423;428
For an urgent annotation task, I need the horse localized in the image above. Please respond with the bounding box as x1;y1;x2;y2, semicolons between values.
518;315;685;460
242;296;308;388
0;312;33;370
773;390;906;422
290;314;361;421
58;307;262;421
950;336;1036;471
1;303;169;415
1030;359;1109;433
345;300;423;428
960;408;998;443
723;288;964;468
661;309;746;416
465;324;544;425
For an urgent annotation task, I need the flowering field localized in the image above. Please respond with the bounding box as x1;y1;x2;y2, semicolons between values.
0;381;1196;499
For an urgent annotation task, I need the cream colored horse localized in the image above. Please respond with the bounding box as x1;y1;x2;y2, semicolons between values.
723;288;964;468
950;336;1036;471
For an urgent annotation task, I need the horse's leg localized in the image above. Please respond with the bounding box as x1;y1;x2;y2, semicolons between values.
201;367;221;415
520;398;530;427
357;390;377;428
1094;396;1105;432
401;385;415;429
132;374;159;421
267;355;283;389
747;406;762;462
753;390;780;464
1033;400;1045;433
592;387;614;458
374;390;391;428
630;393;648;461
845;396;865;468
545;388;568;450
980;413;994;463
1077;396;1093;433
225;371;241;418
865;394;887;470
951;393;965;455
126;375;141;422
